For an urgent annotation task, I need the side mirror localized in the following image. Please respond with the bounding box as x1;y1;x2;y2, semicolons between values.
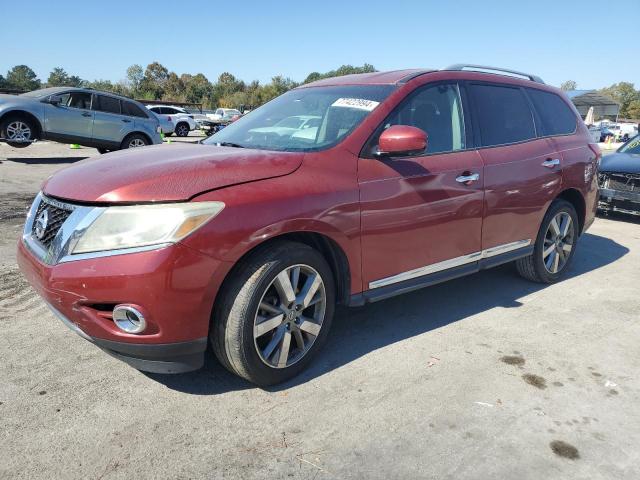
377;125;427;157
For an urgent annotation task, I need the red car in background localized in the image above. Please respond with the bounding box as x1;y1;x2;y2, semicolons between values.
18;65;600;385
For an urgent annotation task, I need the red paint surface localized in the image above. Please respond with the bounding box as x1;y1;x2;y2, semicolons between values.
378;125;427;154
19;69;596;347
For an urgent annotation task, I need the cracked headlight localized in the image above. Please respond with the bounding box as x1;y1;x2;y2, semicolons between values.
71;201;225;254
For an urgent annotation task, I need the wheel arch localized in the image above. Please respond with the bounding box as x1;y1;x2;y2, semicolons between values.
121;131;152;147
0;109;43;138
556;188;586;234
215;231;352;309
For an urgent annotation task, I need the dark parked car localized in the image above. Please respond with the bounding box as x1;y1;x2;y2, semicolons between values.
598;135;640;215
0;87;162;152
18;65;599;386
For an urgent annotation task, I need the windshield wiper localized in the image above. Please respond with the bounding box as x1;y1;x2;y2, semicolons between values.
216;141;245;148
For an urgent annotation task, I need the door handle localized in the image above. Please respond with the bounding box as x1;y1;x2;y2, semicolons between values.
456;173;480;184
542;158;560;168
122;119;131;123
81;112;92;117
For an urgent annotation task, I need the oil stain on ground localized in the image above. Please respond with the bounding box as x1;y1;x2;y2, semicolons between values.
500;355;525;367
550;440;580;460
523;373;547;389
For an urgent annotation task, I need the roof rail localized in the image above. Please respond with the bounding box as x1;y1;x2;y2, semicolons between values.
444;64;545;84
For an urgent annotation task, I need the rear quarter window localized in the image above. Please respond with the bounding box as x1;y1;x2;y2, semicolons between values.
468;83;536;147
94;95;121;114
122;101;149;118
527;88;577;136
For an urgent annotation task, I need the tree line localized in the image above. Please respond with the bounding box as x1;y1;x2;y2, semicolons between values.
560;80;640;119
1;63;637;118
0;63;376;110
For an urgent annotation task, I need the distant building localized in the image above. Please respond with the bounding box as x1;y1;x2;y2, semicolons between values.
566;90;619;120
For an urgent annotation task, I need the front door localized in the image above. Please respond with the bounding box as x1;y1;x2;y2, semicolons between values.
358;82;484;293
44;91;94;141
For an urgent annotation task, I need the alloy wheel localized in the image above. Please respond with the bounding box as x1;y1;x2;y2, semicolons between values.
176;124;189;136
6;121;32;142
542;211;575;274
253;264;326;368
129;138;146;148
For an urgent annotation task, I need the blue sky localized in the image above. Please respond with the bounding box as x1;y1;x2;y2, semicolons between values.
1;0;637;89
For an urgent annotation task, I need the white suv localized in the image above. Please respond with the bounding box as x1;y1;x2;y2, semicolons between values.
146;105;197;137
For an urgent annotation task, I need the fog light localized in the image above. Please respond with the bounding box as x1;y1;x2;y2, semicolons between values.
112;305;146;334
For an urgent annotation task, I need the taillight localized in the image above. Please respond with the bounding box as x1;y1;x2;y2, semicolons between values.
588;143;602;168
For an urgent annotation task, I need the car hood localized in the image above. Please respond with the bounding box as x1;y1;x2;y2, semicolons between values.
0;93;38;106
42;143;304;203
600;152;640;174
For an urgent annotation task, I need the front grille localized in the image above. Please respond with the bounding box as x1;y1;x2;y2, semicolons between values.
31;198;74;248
605;173;640;192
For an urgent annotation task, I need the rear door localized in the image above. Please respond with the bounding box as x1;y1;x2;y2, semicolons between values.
359;82;485;292
467;82;562;251
44;91;94;141
92;94;130;147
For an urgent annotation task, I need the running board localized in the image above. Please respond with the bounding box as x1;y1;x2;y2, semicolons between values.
349;245;533;306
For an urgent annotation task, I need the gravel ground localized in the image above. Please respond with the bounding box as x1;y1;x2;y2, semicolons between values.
1;138;639;479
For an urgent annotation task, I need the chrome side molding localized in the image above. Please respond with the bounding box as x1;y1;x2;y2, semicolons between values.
369;239;531;289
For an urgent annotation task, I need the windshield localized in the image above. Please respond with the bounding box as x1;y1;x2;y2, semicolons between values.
203;85;394;151
619;135;640;154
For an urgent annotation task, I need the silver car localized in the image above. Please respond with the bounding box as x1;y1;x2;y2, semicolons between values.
0;87;162;153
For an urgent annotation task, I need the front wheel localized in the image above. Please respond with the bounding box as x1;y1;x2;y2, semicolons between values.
211;241;335;386
516;199;579;283
1;117;36;148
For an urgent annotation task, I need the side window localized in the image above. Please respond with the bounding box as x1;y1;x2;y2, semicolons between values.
527;88;577;136
50;92;71;106
148;106;160;114
122;101;148;118
468;84;536;147
371;83;466;155
94;95;121;114
165;107;178;114
67;92;92;110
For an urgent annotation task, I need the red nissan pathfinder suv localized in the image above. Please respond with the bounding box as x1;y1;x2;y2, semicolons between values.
18;65;600;385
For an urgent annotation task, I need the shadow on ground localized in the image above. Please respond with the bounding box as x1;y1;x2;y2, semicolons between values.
5;157;88;165
145;232;628;395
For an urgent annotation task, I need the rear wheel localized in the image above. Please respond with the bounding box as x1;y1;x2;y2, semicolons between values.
1;116;37;148
121;133;149;149
516;199;579;283
211;241;335;386
175;122;190;137
97;147;110;154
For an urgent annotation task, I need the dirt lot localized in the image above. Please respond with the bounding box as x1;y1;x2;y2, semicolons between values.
1;138;639;479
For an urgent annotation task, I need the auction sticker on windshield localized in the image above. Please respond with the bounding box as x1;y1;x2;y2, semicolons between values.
331;98;380;111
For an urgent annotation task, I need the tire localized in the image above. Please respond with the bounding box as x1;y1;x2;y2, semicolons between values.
516;199;579;283
175;122;190;137
121;133;149;149
97;147;110;154
1;115;37;148
164;132;173;137
211;241;336;386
